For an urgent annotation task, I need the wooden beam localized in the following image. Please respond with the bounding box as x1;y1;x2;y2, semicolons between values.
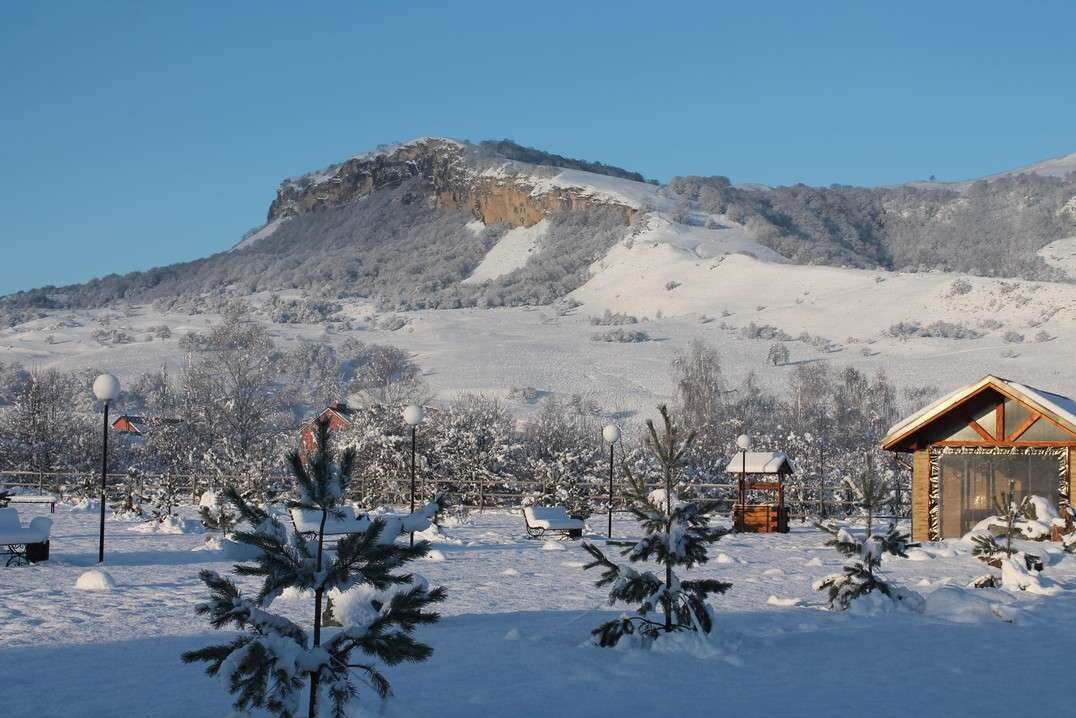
996;403;1005;442
968;420;995;443
1007;412;1041;442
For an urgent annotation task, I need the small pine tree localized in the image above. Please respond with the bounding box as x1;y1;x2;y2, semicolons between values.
993;478;1030;556
182;417;446;718
197;492;237;535
147;475;182;524
814;522;923;611
839;454;887;536
582;405;731;647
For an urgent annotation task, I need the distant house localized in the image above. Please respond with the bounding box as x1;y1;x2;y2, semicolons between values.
299;401;356;453
882;375;1076;541
112;415;147;435
111;415;183;438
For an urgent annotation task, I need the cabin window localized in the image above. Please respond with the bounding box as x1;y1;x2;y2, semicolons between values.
1018;417;1073;442
1003;399;1032;438
937;452;1059;537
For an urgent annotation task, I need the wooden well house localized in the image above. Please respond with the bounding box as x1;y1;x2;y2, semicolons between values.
728;451;794;533
882;375;1076;542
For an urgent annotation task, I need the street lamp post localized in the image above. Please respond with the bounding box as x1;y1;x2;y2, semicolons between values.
602;424;621;539
93;374;120;563
735;433;751;533
402;404;424;547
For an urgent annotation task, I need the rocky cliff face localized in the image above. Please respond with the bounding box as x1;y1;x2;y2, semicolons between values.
267;137;635;229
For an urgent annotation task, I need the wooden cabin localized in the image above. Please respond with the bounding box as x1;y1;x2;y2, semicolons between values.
881;375;1076;542
299;401;356;453
727;451;794;533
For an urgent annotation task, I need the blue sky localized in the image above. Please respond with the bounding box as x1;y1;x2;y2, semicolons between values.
2;1;1075;295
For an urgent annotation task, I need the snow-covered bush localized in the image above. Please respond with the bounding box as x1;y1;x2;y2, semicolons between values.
197;490;237;535
182;418;447;718
371;314;408;331
583;406;731;647
766;343;790;366
266;296;342;324
813;523;923;612
146;475;183;524
968;485;1057;544
948;278;973;296
739;322;791;341
885;321;982;340
1002;330;1025;344
591;328;650;343
589;310;639;326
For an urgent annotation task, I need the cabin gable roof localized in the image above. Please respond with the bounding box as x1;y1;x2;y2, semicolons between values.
882;375;1076;451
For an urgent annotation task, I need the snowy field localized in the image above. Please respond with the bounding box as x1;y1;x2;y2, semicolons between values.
3;503;1076;717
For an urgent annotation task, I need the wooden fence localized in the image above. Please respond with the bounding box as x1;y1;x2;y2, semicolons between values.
0;469;904;519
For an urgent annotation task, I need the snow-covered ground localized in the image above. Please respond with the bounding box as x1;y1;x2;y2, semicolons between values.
2;503;1076;717
4;237;1076;422
462;219;548;284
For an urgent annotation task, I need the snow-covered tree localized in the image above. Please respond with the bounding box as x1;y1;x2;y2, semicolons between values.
182;417;446;718
430;394;520;509
766;342;790;366
582;405;731;647
146;474;183;524
524;396;604;518
813;522;923;611
836;453;889;536
339;404;412;506
197;491;237;535
111;470;146;519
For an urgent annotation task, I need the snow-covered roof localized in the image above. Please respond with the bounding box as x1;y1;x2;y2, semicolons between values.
725;451;794;474
882;375;1076;450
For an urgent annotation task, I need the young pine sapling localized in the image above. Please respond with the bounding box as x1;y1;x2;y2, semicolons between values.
814;522;923;611
182;417;446;718
582;405;731;647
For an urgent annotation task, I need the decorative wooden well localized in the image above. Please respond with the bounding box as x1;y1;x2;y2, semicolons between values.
727;451;794;533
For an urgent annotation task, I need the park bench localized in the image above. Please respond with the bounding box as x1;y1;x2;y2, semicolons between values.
289;506;372;539
0;507;52;566
523;506;584;540
5;494;57;513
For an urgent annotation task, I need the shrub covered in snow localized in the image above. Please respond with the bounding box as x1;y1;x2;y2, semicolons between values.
739;322;791;341
591;328;650;343
589;310;639;326
885;321;982;340
1002;330;1025;344
948;278;973;296
265;296;342;324
813;523;923;612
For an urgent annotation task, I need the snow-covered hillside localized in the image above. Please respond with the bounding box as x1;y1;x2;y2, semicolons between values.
462;219;548;284
3;237;1076;423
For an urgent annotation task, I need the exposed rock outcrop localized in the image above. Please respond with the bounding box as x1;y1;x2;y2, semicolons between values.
267;137;635;230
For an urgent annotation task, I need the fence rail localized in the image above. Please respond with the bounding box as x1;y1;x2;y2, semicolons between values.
0;469;908;519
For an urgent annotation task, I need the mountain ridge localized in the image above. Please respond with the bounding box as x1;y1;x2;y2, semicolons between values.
2;137;1075;324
